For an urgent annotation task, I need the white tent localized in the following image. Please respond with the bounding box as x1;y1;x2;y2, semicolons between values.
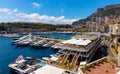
61;38;91;46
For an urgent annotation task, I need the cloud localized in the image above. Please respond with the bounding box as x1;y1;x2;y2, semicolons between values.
16;13;77;24
0;8;18;15
0;8;10;13
32;2;42;8
0;8;78;24
13;8;18;12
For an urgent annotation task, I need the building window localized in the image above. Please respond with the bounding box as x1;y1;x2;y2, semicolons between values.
116;29;118;32
109;26;112;32
116;26;118;33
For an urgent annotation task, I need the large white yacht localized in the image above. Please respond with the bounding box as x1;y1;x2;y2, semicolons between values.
9;55;45;74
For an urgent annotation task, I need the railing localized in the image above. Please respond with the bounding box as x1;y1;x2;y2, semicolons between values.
85;38;101;52
87;39;101;62
79;39;101;58
85;41;95;50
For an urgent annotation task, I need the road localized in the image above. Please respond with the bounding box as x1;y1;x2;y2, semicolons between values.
103;40;114;57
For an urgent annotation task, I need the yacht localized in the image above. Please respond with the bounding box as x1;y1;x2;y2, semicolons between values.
30;40;48;48
43;41;55;48
17;40;33;46
9;55;44;74
12;33;32;44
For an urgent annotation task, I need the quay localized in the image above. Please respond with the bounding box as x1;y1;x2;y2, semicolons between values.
0;33;19;37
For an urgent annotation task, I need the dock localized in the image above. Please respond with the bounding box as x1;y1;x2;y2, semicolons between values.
0;33;19;37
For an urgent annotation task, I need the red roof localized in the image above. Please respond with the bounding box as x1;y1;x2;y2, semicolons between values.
86;61;117;74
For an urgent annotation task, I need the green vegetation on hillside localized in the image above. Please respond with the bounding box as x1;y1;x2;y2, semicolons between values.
0;22;72;33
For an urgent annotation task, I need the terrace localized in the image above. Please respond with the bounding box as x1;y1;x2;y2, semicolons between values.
55;38;93;52
53;33;101;53
79;56;117;74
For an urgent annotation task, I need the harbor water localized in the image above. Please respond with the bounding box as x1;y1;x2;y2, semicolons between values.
0;33;75;74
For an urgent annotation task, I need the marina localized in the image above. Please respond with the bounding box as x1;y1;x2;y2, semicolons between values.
0;32;74;74
8;32;109;74
0;1;120;74
12;33;63;48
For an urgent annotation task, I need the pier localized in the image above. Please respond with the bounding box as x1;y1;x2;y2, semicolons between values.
0;33;19;37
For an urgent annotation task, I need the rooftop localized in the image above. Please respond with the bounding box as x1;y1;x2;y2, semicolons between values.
61;38;92;46
79;56;118;74
86;61;116;74
30;65;65;74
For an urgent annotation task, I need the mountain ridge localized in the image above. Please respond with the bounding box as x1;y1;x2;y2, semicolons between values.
72;4;120;25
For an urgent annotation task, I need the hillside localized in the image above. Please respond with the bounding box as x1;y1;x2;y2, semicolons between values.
72;4;120;25
0;22;73;33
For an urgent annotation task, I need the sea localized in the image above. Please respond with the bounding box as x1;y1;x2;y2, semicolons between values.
0;32;75;74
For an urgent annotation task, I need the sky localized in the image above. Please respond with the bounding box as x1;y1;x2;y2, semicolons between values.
0;0;120;24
